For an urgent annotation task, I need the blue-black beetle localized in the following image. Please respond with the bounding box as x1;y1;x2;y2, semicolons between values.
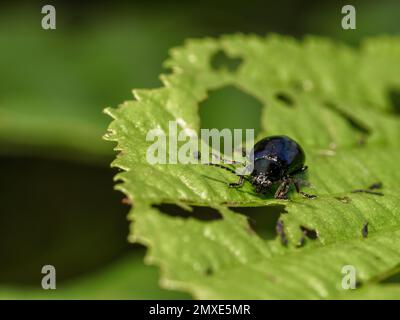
202;135;316;199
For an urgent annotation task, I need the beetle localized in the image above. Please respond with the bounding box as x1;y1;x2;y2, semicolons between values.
201;135;316;199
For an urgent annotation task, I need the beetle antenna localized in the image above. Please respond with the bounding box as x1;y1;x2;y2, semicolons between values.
194;151;251;181
210;152;245;165
204;163;238;175
194;150;245;165
195;151;249;176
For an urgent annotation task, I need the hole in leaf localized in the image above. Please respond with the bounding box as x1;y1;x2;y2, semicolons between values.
381;271;400;284
199;85;263;154
351;189;384;196
210;50;243;72
362;222;369;238
275;91;295;107
153;204;223;221
387;87;400;115
300;226;318;240
352;181;384;196
230;205;286;240
324;101;371;144
369;182;383;190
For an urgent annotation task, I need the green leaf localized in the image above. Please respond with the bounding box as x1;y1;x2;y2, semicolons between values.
105;34;400;299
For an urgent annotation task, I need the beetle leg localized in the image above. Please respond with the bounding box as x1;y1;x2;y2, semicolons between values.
294;179;317;199
274;179;291;199
229;175;245;188
300;192;316;199
294;179;301;193
204;163;237;174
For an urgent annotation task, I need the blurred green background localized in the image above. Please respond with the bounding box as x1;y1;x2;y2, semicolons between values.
1;0;399;299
